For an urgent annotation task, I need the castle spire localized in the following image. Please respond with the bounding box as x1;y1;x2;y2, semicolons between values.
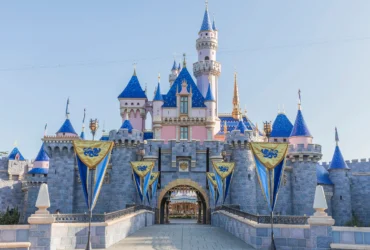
65;97;70;119
328;127;349;170
154;74;164;102
335;127;339;146
298;89;302;110
80;108;86;140
232;72;241;120
183;53;187;68
200;0;213;32
133;62;137;76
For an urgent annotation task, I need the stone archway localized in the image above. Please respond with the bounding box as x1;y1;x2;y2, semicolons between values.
157;179;210;224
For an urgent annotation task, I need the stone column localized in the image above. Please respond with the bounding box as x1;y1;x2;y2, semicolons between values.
165;200;170;224
197;201;202;223
307;185;335;249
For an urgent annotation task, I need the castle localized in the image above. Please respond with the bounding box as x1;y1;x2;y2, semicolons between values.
1;3;369;227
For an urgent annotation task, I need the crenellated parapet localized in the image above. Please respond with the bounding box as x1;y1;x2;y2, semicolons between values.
225;130;254;149
196;37;218;50
193;61;221;77
287;144;322;162
109;129;142;147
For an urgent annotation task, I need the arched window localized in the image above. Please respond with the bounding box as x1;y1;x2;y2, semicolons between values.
205;56;209;61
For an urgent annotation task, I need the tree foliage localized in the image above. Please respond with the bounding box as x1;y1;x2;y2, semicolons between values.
0;207;20;225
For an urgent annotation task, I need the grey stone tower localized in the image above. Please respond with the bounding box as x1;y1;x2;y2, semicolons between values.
226;122;257;214
288;103;322;216
328;128;352;226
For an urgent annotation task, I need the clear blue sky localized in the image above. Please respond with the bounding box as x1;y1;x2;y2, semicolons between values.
1;0;369;162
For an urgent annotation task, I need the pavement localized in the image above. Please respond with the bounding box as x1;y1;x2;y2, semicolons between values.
107;222;254;250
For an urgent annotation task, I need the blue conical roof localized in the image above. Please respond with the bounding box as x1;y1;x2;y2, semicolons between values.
153;83;164;101
56;119;77;135
80;131;85;140
118;73;147;99
200;8;213;32
178;63;181;71
28;168;48;174
328;146;349;170
205;84;215;102
8;147;25;161
120;119;133;133
212;18;217;30
290;110;312;137
270;113;293;137
171;60;177;71
235;120;247;133
34;144;49;162
316;164;333;185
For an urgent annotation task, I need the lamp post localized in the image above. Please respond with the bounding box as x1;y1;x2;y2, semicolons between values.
263;121;276;250
86;119;98;250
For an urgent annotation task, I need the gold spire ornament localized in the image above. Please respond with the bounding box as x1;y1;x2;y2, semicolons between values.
232;72;241;120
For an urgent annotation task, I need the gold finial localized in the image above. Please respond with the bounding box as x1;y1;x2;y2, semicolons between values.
232;71;241;120
158;73;161;82
133;62;137;76
183;53;187;68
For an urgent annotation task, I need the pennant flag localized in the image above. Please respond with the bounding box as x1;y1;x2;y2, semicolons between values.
212;162;235;203
207;172;219;205
73;140;114;211
148;172;159;205
131;161;155;203
250;142;289;212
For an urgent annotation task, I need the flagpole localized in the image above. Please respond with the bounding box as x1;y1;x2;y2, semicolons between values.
269;170;276;250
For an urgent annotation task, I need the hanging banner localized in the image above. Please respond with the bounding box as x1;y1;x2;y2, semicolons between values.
130;161;154;203
207;172;219;205
212;162;235;203
250;142;289;211
73;140;114;210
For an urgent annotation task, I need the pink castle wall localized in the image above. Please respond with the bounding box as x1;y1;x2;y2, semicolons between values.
161;126;176;142
192;126;207;141
127;110;143;131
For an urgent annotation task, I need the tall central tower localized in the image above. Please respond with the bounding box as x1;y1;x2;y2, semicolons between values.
193;3;221;114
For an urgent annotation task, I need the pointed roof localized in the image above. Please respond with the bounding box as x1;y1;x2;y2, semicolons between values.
270;113;293;137
200;7;213;32
178;63;181;71
317;164;333;185
235;120;247;133
120;115;133;133
100;131;109;141
171;60;177;71
153;82;164;101
8;147;25;161
212;17;217;30
328;128;349;170
34;144;49;162
118;71;147;99
205;84;215;101
162;67;206;108
290;110;312;137
80;131;85;140
56;119;77;135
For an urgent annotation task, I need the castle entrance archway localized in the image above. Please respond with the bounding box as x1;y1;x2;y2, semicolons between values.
157;179;209;224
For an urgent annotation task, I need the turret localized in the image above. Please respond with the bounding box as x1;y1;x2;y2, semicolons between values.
328;127;352;225
28;143;49;174
118;67;148;131
169;60;179;86
286;90;322;216
153;75;164;139
204;83;216;139
289;90;312;146
7;146;27;180
193;2;221;113
56;98;78;137
80;108;86;140
270;109;293;143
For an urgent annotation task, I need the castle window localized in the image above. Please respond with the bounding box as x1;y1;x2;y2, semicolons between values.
340;195;343;200
274;139;278;142
180;126;188;139
205;56;209;61
283;138;287;142
137;103;140;105
131;103;134;105
206;33;208;36
180;96;188;114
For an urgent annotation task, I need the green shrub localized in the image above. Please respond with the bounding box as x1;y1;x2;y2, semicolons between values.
0;207;20;225
344;211;363;227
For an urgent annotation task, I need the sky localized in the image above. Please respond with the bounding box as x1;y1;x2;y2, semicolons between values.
0;0;370;162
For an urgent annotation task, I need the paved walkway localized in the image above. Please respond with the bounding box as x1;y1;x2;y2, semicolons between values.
107;224;254;250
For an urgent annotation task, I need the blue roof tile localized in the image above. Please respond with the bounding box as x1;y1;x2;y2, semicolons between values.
8;147;25;161
200;8;213;32
100;135;110;141
162;67;206;108
34;144;49;162
235;120;247;133
270;113;293;138
205;84;215;101
28;168;48;174
144;131;154;140
120;119;133;133
290;110;312;137
57;119;77;135
316;164;333;185
118;74;147;99
154;83;164;101
217;116;256;135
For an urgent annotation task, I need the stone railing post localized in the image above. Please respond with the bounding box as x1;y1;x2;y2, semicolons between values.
28;183;55;250
307;185;335;249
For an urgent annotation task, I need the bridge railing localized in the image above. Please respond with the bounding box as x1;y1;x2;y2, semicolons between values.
53;205;155;223
214;205;309;225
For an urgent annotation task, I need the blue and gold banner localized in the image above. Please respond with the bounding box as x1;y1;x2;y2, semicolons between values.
250;142;289;211
148;172;159;205
212;162;234;204
207;172;219;205
130;161;154;203
73;140;114;210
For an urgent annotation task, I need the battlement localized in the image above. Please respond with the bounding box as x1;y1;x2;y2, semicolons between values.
225;130;254;148
193;61;221;77
286;144;322;162
110;129;142;147
321;158;370;166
